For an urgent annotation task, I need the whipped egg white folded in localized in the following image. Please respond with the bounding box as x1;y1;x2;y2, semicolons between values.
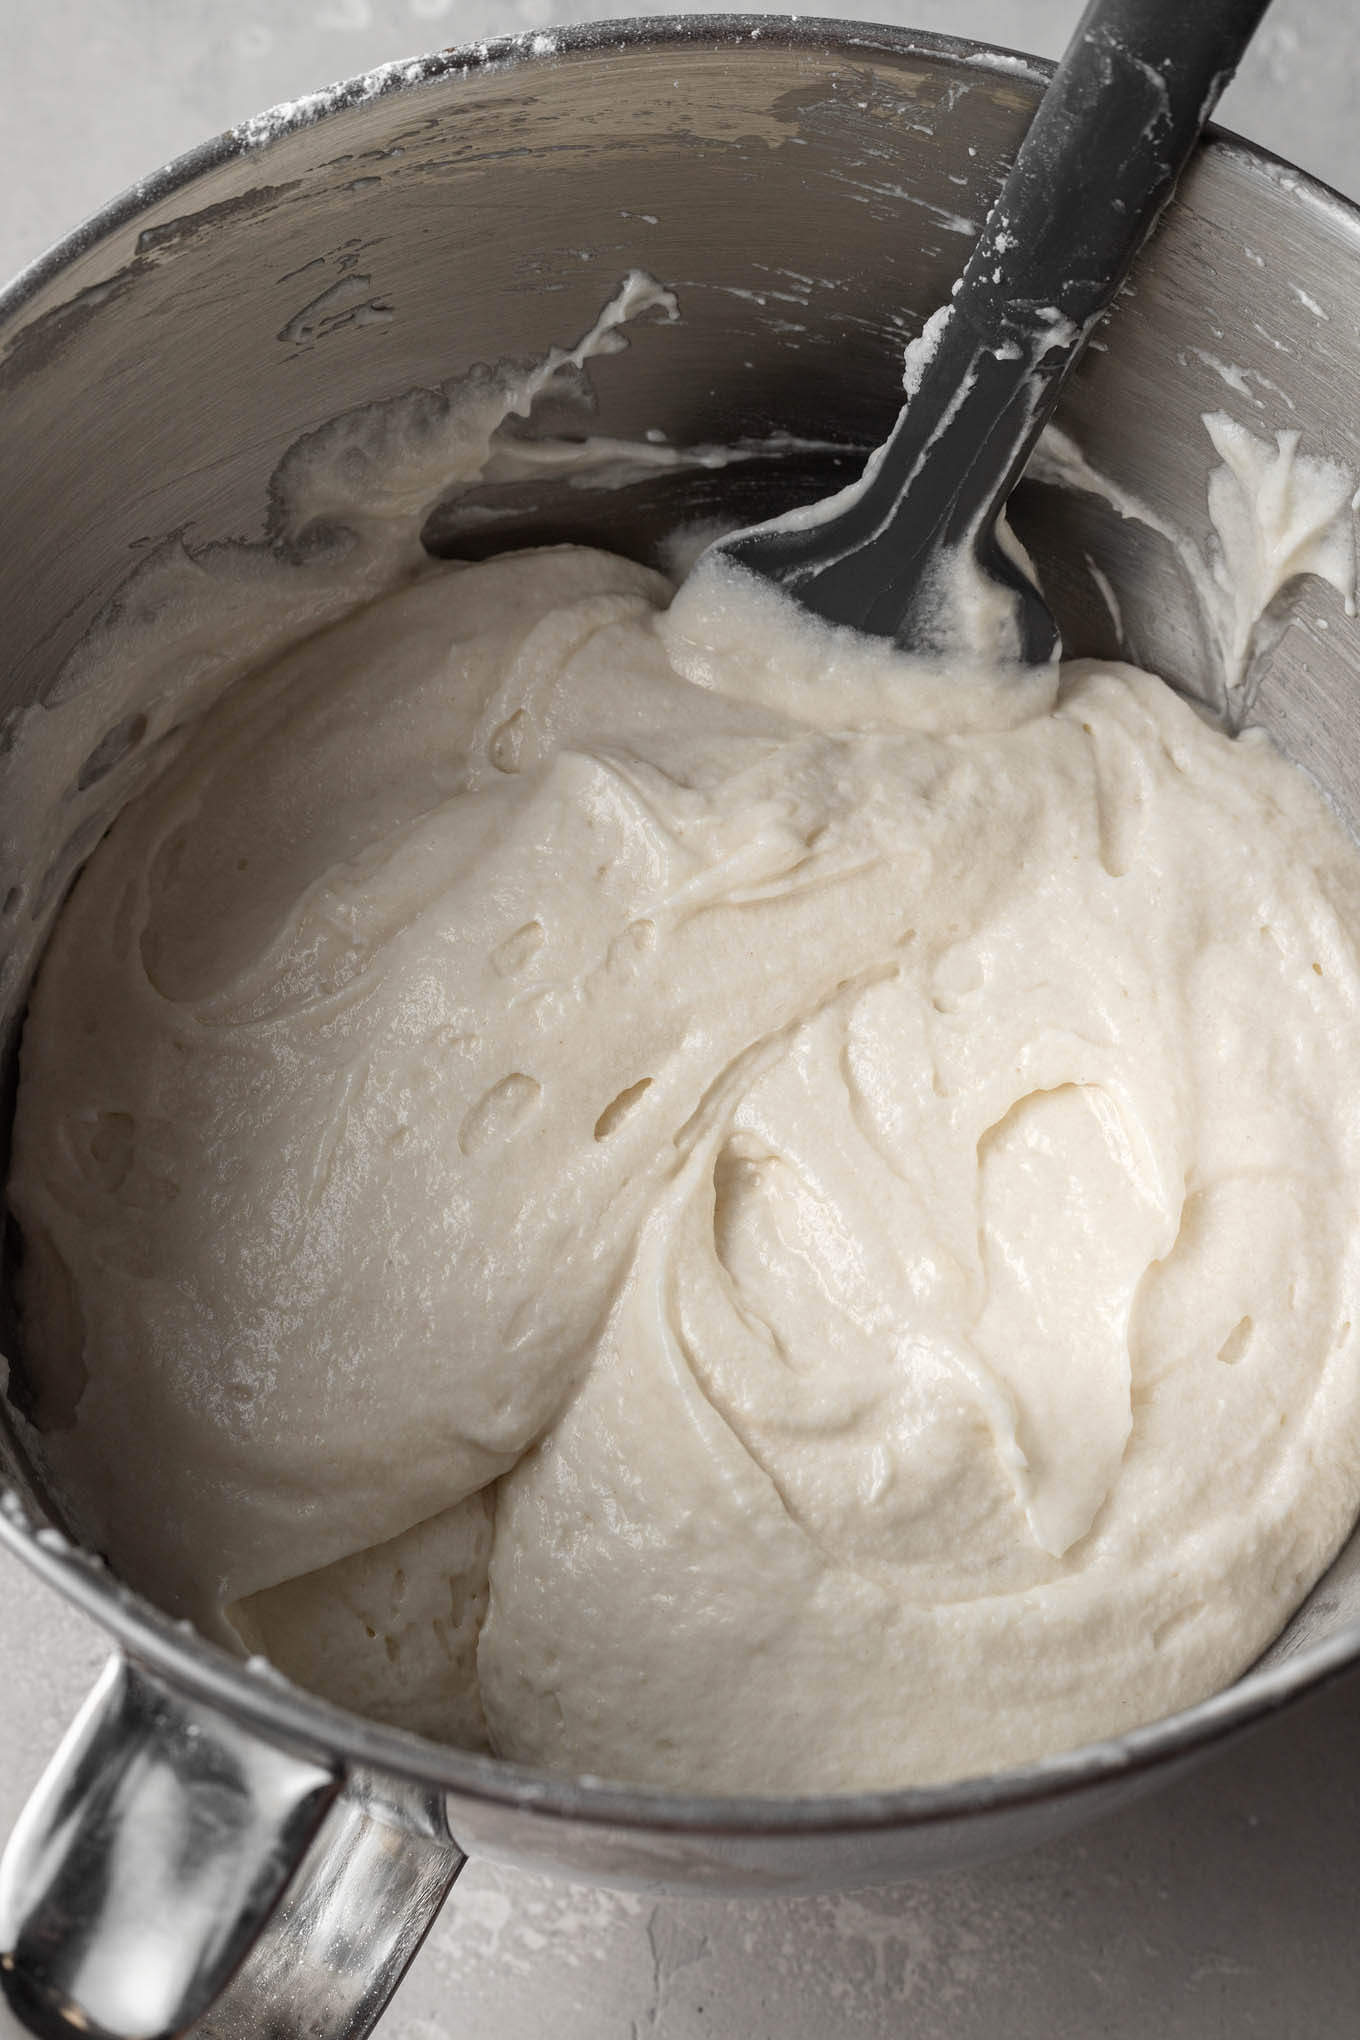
11;521;1360;1792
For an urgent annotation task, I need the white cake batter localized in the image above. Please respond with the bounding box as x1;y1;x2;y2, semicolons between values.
11;515;1360;1788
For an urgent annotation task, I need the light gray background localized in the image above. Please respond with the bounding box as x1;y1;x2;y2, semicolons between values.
4;4;1360;2035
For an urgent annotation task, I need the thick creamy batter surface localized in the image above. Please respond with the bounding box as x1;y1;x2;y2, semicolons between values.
12;541;1360;1791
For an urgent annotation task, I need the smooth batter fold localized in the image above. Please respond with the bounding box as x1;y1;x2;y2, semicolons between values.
11;541;1360;1791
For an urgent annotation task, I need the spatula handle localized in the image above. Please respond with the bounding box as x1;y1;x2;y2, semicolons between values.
959;0;1276;356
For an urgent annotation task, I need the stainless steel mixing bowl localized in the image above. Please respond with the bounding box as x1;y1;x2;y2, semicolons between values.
3;17;1360;2039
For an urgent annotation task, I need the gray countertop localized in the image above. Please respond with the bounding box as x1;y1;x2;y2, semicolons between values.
5;4;1360;2035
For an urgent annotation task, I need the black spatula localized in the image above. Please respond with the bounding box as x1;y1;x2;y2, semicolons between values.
707;0;1275;663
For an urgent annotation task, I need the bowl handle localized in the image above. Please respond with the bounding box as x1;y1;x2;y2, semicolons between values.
0;1651;465;2038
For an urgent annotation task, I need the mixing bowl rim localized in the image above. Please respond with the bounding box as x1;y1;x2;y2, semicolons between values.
3;10;1360;1841
6;10;1360;331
